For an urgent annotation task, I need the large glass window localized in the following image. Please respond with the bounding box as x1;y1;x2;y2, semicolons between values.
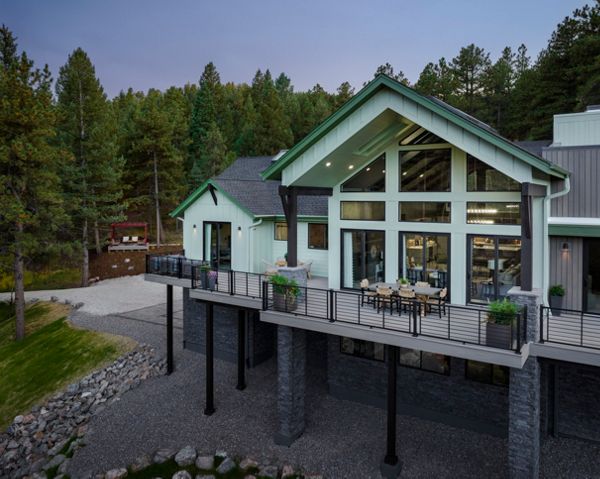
341;155;386;192
340;201;385;221
399;149;451;192
467;202;521;225
274;222;288;241
308;223;328;250
467;155;520;192
342;230;385;288
203;222;231;270
400;233;449;289
465;360;509;387
340;337;385;361
399;202;450;223
469;236;521;303
399;348;450;375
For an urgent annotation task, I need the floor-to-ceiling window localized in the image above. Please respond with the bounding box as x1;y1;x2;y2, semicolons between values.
203;222;231;270
584;239;600;313
468;236;521;303
342;230;385;288
399;233;449;290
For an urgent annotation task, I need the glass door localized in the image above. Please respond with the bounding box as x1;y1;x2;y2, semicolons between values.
203;222;231;270
400;233;449;289
468;236;521;303
342;230;385;288
584;239;600;313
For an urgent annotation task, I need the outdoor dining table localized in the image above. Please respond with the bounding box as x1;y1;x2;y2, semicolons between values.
368;282;443;316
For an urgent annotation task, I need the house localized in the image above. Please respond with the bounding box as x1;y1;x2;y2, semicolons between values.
145;75;600;478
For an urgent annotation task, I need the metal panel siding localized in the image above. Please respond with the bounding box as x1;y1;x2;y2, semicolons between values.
549;236;583;310
546;147;600;217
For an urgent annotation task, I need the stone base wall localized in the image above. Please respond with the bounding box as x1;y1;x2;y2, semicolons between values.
326;335;509;436
182;289;274;366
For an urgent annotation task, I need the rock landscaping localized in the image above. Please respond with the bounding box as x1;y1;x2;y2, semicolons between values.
0;344;165;479
97;446;323;479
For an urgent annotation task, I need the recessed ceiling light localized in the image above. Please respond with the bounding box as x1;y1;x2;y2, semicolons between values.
348;165;354;170
382;170;386;174
325;162;331;167
402;172;407;176
366;167;371;172
419;174;424;178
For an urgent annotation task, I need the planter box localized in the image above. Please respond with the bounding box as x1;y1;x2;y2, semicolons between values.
273;292;297;312
549;295;563;317
486;322;515;350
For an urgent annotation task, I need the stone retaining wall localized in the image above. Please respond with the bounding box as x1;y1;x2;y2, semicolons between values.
0;344;166;479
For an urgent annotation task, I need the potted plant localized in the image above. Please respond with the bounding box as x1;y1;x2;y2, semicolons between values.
270;274;300;312
549;284;565;316
486;299;519;349
397;277;409;288
207;270;218;291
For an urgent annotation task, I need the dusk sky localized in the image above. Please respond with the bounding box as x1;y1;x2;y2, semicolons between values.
4;0;586;97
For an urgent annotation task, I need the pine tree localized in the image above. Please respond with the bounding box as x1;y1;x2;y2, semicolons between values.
481;47;516;132
335;81;355;108
371;63;409;85
414;58;457;103
450;44;491;116
56;48;124;285
0;26;67;340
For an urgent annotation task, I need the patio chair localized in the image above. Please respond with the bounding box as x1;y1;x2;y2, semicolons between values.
426;288;448;318
376;286;398;314
360;279;377;308
398;288;416;315
302;260;314;279
415;281;430;288
261;259;278;276
122;236;130;243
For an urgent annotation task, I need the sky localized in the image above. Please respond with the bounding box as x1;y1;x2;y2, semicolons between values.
2;0;587;97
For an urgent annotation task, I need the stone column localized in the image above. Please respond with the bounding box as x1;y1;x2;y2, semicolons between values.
275;325;306;446
507;287;542;479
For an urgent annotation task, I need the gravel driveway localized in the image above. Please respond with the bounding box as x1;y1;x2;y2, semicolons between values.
0;275;182;315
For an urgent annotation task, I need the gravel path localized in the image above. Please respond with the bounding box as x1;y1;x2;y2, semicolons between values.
65;302;600;479
0;275;182;315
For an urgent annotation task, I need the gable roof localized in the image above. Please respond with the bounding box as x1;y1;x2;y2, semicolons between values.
261;74;569;181
170;156;328;218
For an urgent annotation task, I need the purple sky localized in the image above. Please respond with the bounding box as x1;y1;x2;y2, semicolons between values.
4;0;586;98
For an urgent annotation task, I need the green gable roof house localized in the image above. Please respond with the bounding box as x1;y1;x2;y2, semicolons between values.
146;75;600;479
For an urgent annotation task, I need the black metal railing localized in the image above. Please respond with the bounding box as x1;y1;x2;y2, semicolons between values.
262;282;527;352
145;253;200;279
191;266;266;299
540;305;600;350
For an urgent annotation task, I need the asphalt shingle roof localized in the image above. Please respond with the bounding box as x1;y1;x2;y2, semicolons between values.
213;156;328;217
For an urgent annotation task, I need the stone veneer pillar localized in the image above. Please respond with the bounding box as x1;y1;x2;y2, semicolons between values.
507;287;542;479
274;266;307;446
275;325;306;446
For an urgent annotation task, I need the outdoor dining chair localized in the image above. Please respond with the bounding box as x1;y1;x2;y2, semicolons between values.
426;287;448;318
376;286;398;314
360;279;377;308
399;288;416;315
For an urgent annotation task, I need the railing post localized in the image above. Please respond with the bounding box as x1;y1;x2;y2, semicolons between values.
230;270;235;295
478;310;481;345
178;257;182;279
412;300;418;336
539;306;545;343
191;265;196;289
329;289;335;323
580;310;584;347
262;280;268;310
516;310;522;353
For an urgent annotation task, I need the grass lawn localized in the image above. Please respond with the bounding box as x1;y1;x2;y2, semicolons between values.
0;301;135;429
0;268;81;292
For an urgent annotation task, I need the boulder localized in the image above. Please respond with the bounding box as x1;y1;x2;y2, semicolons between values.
174;445;197;467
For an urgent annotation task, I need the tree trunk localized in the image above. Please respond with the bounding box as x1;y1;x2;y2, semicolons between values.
14;223;25;342
153;151;162;248
82;219;89;287
94;220;102;255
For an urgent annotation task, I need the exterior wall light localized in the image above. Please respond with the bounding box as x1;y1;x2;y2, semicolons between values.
193;224;197;234
562;242;570;253
238;226;242;231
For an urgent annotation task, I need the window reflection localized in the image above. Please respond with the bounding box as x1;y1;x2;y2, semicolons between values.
399;149;451;192
341;155;386;192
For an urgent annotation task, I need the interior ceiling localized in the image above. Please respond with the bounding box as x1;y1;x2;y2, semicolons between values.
294;109;412;187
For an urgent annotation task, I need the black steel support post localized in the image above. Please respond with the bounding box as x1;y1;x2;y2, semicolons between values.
166;284;174;374
520;182;546;292
381;345;402;479
204;302;215;415
237;309;246;390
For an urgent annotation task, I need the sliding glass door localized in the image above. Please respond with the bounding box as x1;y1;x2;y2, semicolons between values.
399;233;449;290
584;239;600;314
342;230;385;288
203;222;232;270
468;235;521;303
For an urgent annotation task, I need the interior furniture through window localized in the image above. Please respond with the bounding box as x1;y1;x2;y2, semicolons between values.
308;223;328;249
274;222;288;241
342;230;385;288
466;202;521;225
399;201;450;223
468;235;521;303
399;233;449;290
340;201;386;221
465;360;509;386
340;337;385;361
